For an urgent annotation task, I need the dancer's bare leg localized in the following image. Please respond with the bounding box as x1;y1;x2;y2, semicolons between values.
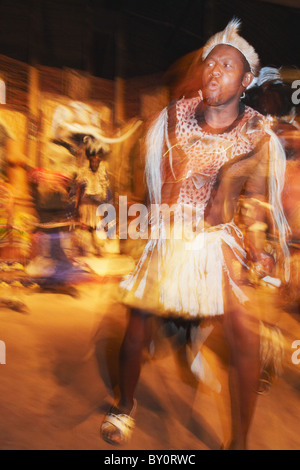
102;308;153;444
118;308;153;411
223;291;261;450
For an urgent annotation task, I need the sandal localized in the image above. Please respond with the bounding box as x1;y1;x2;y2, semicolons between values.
101;400;137;445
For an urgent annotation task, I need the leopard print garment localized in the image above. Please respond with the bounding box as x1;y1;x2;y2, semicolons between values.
172;96;267;209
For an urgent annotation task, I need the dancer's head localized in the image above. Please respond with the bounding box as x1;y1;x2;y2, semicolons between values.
201;19;259;106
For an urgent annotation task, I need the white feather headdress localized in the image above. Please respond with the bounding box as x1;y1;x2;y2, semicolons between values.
247;66;282;90
202;18;260;76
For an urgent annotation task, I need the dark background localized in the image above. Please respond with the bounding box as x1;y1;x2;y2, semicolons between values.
0;0;299;80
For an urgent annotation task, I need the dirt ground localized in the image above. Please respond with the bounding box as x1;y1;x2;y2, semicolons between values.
0;254;299;451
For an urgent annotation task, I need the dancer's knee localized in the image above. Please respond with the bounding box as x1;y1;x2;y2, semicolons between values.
224;306;260;354
121;308;151;356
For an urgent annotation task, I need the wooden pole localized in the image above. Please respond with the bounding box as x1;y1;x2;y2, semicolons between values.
27;66;40;168
114;13;126;125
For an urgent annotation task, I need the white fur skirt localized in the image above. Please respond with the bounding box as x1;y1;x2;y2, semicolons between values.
120;221;249;319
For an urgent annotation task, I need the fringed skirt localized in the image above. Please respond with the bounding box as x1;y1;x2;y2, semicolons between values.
120;221;249;319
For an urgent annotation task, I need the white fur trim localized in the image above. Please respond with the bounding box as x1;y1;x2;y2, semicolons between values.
202;18;260;76
266;121;291;281
145;107;171;205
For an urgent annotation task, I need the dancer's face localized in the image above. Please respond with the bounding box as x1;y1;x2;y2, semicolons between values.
201;44;253;106
89;154;101;173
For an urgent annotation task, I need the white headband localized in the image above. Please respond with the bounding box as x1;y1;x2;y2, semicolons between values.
202;18;260;76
